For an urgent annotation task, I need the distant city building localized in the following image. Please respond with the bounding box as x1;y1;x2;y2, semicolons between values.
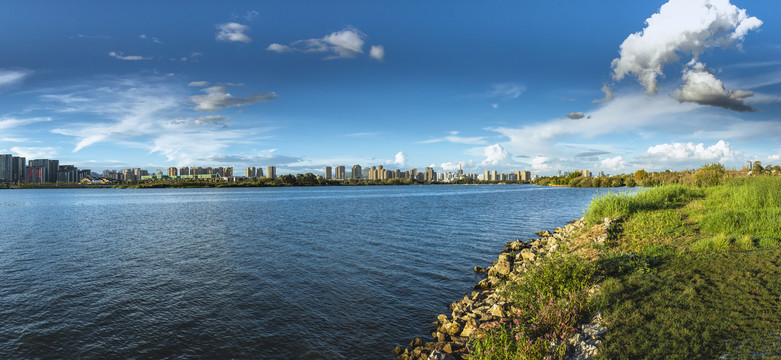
334;166;346;180
352;164;362;180
246;167;256;178
27;159;59;183
256;167;264;178
180;167;190;176
325;166;332;180
583;170;591;178
266;166;276;179
57;165;79;183
167;167;178;176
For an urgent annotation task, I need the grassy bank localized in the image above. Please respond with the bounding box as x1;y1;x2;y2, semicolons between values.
468;176;781;359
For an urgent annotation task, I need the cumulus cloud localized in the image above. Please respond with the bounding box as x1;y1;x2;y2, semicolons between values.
216;22;252;43
645;140;733;163
565;112;585;120
676;62;755;112
189;84;277;112
611;0;761;95
267;28;376;60
531;155;551;171
10;146;58;160
440;160;474;171
480;144;510;167
592;84;615;103
0;69;31;87
600;156;625;171
392;152;408;167
108;51;151;61
419;131;487;145
369;45;385;61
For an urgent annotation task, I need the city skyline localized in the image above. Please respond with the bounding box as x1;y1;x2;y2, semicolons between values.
1;1;780;176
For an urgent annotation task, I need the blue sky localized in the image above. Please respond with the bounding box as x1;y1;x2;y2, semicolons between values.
1;0;780;176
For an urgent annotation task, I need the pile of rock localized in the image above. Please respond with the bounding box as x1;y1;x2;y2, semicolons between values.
395;219;607;360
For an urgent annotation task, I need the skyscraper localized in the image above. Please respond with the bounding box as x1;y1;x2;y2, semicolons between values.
334;166;346;180
168;167;178;176
0;154;12;182
352;164;362;180
246;167;256;178
325;166;332;180
266;166;276;179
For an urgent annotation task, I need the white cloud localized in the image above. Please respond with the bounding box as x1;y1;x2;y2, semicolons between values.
392;151;407;167
644;140;733;163
216;22;252;43
266;28;372;59
0;117;51;130
108;51;152;61
10;146;58;160
243;10;259;21
600;156;625;171
440;160;474;171
480;144;510;167
188;81;210;87
139;34;162;44
369;45;385;61
266;43;294;52
676;62;755;112
565;112;585;120
485;83;525;100
531;155;551;171
193;115;230;126
490;93;700;156
611;0;761;95
419;131;487;145
592;84;615;103
0;69;31;87
189;84;277;112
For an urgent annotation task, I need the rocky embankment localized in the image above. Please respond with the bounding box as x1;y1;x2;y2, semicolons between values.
394;219;610;360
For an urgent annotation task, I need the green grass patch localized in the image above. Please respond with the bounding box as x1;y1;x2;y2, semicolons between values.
584;185;704;225
501;253;595;308
593;249;781;359
615;210;692;251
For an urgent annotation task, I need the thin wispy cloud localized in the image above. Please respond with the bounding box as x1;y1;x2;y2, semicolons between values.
108;51;152;61
0;69;31;88
419;131;487;145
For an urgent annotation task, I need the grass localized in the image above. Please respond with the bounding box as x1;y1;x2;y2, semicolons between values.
593;250;781;359
468;176;781;360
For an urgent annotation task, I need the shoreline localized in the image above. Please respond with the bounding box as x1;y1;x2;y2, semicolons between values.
395;218;609;360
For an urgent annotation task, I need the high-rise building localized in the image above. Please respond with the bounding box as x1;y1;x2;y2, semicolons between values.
0;154;12;182
334;166;346;180
266;166;276;179
256;167;264;178
325;166;332;180
57;165;79;183
13;156;26;183
520;171;531;182
583;170;591;178
167;167;178;176
425;167;436;182
27;159;59;183
352;164;362;180
180;167;190;176
484;170;490;181
246;167;256;178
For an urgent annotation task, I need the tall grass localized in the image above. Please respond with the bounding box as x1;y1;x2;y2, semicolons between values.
584;185;704;224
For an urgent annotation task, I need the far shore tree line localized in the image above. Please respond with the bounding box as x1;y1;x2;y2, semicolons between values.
4;161;779;189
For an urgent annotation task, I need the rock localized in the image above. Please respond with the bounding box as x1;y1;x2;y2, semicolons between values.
474;278;491;290
393;346;404;355
437;314;448;324
491;261;512;276
460;318;479;338
428;349;456;360
488;304;505;318
442;342;455;354
497;253;513;263
473;266;485;273
443;321;462;336
520;249;536;262
435;331;447;342
410;337;424;347
537;230;552;237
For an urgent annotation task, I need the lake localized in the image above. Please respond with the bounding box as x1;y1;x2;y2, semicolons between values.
0;185;634;359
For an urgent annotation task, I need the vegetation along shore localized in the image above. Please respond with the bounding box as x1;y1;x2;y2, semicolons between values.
396;166;780;359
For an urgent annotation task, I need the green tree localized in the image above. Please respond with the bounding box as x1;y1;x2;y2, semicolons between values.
634;169;648;183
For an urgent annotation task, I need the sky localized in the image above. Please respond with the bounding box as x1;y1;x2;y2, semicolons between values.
1;0;780;176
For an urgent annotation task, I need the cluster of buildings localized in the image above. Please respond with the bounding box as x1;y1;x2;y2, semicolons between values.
0;155;91;184
1;152;546;185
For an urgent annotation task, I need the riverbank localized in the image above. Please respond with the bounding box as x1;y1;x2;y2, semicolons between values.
396;176;781;359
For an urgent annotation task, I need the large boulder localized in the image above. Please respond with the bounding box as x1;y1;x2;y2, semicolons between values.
459;318;479;338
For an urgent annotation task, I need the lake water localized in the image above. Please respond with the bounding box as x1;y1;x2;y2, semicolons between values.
0;185;634;359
